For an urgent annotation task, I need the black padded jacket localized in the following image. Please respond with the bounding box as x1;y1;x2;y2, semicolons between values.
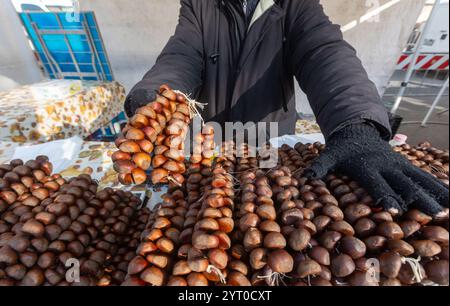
125;0;391;140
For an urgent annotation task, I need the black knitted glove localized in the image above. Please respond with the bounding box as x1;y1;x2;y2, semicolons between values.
124;88;156;118
305;123;449;217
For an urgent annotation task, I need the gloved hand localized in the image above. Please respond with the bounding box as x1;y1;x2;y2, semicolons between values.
305;123;449;217
124;88;156;118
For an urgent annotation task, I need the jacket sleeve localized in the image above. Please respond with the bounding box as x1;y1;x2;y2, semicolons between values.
288;0;391;140
124;0;204;117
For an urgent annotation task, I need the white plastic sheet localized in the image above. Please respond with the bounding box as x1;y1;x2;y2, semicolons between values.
270;133;325;148
12;136;83;173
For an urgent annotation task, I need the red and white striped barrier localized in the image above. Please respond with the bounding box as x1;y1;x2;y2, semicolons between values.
397;53;449;71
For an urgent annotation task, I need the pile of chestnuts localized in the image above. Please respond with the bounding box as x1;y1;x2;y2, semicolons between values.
4;135;447;287
124;187;188;286
275;143;449;286
394;142;449;185
119;139;448;287
0;158;149;286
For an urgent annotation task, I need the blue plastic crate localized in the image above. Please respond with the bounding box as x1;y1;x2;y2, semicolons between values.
19;12;113;81
88;112;128;142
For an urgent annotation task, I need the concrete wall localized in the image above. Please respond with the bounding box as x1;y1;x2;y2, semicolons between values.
0;0;43;91
298;0;427;114
80;0;180;92
81;0;426;114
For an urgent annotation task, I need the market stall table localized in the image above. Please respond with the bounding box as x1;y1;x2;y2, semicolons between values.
0;80;125;143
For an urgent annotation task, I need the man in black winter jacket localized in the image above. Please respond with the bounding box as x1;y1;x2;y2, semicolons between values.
125;0;448;216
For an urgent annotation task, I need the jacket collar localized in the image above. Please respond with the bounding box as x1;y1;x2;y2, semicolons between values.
248;0;275;30
231;1;285;104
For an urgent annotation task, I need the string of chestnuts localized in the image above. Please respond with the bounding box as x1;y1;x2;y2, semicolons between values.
183;160;235;286
394;142;449;186
167;134;215;286
113;84;199;186
124;187;188;286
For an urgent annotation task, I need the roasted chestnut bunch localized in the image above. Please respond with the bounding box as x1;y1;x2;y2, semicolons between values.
174;162;236;287
0;156;58;209
394;142;449;185
233;154;274;285
113;84;195;187
168;141;249;286
210;143;251;286
168;165;212;286
124;188;188;286
169;158;237;287
245;165;299;286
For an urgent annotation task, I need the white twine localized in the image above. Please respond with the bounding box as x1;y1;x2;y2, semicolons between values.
421;280;440;287
173;90;208;122
257;272;290;287
258;272;279;286
334;279;349;286
402;256;425;283
207;265;227;284
167;176;183;187
226;172;241;185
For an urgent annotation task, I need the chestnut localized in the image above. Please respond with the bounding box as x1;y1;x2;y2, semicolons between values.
132;153;152;171
425;260;449;286
0;246;18;264
411;240;442;257
21;268;45;286
263;232;286;250
421;226;449;245
20;252;38;268
348;271;379;286
308;246;330;266
386;240;415;257
296;259;322;278
22;219;45;237
140;267;164;286
331;254;355;278
377;222;404;240
8;235;30;253
267;250;294;274
379;252;402;279
339;236;366;259
319;231;342;251
288;228;311;252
